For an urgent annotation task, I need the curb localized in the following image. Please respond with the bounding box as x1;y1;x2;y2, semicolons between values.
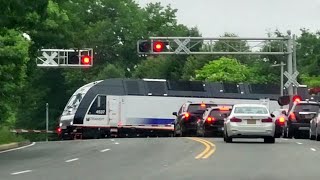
0;141;31;152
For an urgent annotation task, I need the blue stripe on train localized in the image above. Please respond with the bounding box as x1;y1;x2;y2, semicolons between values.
127;118;174;125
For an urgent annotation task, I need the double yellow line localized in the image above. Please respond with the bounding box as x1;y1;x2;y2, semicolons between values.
188;137;216;159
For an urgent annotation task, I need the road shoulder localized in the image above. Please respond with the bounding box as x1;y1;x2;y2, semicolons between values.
0;141;32;152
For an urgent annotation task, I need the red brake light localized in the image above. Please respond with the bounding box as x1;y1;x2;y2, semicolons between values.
261;117;273;123
289;112;296;120
230;117;242;122
56;127;62;134
184;112;190;120
200;103;206;107
219;107;230;111
279;117;285;123
206;116;215;122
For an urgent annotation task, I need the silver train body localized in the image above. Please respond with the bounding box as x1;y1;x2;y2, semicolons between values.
58;78;283;139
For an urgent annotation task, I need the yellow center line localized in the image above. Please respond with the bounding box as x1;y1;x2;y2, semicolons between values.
188;137;216;159
194;138;216;159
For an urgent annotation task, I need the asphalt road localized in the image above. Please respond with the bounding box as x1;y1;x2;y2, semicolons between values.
0;137;319;180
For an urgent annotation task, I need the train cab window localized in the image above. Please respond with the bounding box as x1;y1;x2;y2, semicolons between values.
88;95;106;115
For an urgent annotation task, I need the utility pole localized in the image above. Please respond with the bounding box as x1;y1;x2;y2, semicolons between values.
293;34;297;94
46;103;49;142
286;35;294;96
271;62;286;96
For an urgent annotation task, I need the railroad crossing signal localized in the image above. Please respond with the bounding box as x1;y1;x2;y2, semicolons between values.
137;40;169;53
137;37;291;55
284;71;300;88
37;49;93;68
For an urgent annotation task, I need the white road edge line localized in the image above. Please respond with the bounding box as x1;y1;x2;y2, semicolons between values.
114;142;119;145
0;142;36;154
311;148;317;152
296;142;303;145
11;170;32;175
65;158;79;163
281;138;288;141
100;148;110;152
110;139;115;142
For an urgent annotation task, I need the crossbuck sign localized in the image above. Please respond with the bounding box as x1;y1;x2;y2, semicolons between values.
284;71;300;88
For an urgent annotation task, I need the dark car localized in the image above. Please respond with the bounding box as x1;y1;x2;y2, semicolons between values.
271;109;288;138
196;106;232;137
173;102;217;137
284;100;320;139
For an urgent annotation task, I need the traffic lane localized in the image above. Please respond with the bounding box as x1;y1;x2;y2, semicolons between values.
0;139;117;177
3;138;208;180
282;137;320;151
192;137;320;180
3;137;320;180
132;137;320;180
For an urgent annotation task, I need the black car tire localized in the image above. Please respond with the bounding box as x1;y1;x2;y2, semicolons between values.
316;129;320;141
287;126;293;138
274;133;281;138
294;131;300;139
282;127;288;138
264;137;275;143
224;130;232;143
310;129;316;140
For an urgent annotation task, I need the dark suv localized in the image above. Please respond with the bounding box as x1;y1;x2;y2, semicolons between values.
196;106;232;137
284;100;320;139
173;102;217;137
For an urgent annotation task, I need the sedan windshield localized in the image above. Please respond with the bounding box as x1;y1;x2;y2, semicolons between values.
234;106;268;114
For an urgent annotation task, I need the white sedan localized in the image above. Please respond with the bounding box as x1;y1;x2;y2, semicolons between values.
224;104;275;143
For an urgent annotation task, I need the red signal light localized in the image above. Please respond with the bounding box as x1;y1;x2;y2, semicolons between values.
184;112;190;118
292;95;301;103
81;55;91;65
153;41;164;52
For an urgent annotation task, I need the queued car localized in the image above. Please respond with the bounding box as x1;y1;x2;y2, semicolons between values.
271;109;288;138
309;109;320;140
196;106;232;137
224;104;275;143
173;102;217;137
284;99;319;139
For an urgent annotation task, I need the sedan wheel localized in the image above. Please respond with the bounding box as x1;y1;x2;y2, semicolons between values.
310;128;316;140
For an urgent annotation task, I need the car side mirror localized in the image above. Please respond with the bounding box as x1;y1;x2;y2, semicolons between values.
270;113;275;118
172;112;177;116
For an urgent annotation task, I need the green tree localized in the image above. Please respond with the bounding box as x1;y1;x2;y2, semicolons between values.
194;57;272;83
296;29;320;76
0;29;31;127
181;55;211;80
132;56;171;79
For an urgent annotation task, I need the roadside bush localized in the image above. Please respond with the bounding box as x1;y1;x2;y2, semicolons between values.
0;127;24;145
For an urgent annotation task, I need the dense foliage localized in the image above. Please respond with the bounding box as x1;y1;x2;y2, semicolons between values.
1;0;319;131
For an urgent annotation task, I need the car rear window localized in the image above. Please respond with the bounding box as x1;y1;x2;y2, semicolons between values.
234;106;268;114
188;104;216;113
295;104;320;112
209;109;231;119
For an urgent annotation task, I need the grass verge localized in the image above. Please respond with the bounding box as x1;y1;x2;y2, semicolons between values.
0;127;25;145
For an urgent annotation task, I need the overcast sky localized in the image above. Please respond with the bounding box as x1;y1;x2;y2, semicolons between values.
136;0;320;37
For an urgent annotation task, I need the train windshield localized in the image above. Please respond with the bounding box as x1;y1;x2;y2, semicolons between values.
63;93;84;115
